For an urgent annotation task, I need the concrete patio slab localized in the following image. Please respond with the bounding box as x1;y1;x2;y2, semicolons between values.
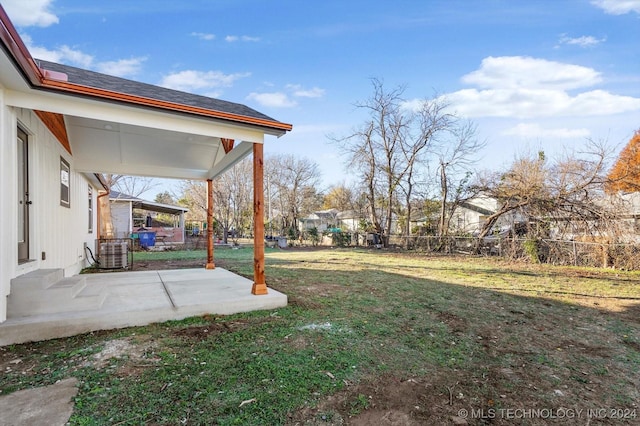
0;268;287;346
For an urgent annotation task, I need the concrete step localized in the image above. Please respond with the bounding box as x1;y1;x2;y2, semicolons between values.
7;275;107;318
10;269;64;290
48;276;87;298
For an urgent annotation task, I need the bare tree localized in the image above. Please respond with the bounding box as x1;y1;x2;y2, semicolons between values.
334;80;483;246
176;159;253;242
436;120;485;236
333;79;408;246
105;174;158;197
265;154;323;236
337;121;384;236
176;180;207;224
398;96;456;243
214;158;253;243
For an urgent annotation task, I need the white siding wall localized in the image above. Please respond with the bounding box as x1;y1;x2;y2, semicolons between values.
0;84;13;321
15;108;98;275
0;105;99;321
111;202;132;238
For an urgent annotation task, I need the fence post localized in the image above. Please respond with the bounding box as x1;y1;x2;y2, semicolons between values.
572;241;577;266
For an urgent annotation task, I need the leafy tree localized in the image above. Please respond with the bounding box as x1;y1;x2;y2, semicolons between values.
323;183;356;211
152;191;178;226
154;191;175;205
607;130;640;193
307;227;320;246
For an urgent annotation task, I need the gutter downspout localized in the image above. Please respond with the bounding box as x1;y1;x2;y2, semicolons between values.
96;174;111;242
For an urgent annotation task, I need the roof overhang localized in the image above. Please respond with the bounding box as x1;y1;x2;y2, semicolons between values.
111;198;188;215
0;5;291;181
5;88;265;179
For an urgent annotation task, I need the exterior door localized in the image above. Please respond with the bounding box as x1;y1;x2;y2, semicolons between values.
18;128;30;263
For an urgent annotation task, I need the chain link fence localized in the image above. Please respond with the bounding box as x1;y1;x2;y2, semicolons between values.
389;236;640;270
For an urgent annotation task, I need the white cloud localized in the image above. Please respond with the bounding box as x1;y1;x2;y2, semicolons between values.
2;0;58;27
557;34;606;48
191;32;215;41
225;35;260;42
400;99;424;112
23;34;144;78
591;0;640;14
95;57;146;77
247;92;297;108
160;70;251;93
24;34;94;66
286;84;325;98
436;56;640;119
503;123;591;139
445;88;640;118
461;56;601;90
56;45;94;68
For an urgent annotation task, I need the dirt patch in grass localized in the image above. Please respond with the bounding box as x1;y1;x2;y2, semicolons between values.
171;318;251;340
288;372;477;425
131;259;207;270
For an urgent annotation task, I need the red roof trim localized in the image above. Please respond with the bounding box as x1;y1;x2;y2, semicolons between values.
41;78;292;131
0;5;43;85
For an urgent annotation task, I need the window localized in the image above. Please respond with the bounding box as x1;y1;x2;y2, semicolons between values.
60;157;70;207
88;185;93;233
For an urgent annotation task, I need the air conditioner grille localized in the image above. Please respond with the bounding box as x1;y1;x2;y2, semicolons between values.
100;242;129;268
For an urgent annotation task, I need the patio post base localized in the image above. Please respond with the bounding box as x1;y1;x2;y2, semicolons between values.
205;263;215;269
251;283;268;295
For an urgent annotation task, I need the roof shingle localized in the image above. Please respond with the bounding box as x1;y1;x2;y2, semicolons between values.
36;59;281;125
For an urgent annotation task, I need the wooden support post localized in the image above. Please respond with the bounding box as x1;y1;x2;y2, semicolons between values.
252;143;268;295
206;178;215;269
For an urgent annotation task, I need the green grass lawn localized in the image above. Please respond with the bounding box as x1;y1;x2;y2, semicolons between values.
2;247;639;425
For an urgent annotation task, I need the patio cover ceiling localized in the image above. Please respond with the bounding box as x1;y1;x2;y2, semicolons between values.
0;6;291;181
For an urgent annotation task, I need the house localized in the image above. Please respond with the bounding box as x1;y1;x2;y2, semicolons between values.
299;209;339;232
547;192;640;242
0;5;291;325
109;191;188;245
451;197;497;234
336;210;363;232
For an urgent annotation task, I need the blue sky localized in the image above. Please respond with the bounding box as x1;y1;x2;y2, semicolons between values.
3;0;640;197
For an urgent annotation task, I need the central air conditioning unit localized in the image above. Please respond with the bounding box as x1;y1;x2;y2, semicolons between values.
100;241;129;268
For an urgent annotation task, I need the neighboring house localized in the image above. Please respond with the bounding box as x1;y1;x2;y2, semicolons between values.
336;210;362;232
406;195;526;236
450;199;496;234
614;192;640;243
548;192;640;242
109;191;188;244
300;208;400;237
0;6;291;322
299;209;339;232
